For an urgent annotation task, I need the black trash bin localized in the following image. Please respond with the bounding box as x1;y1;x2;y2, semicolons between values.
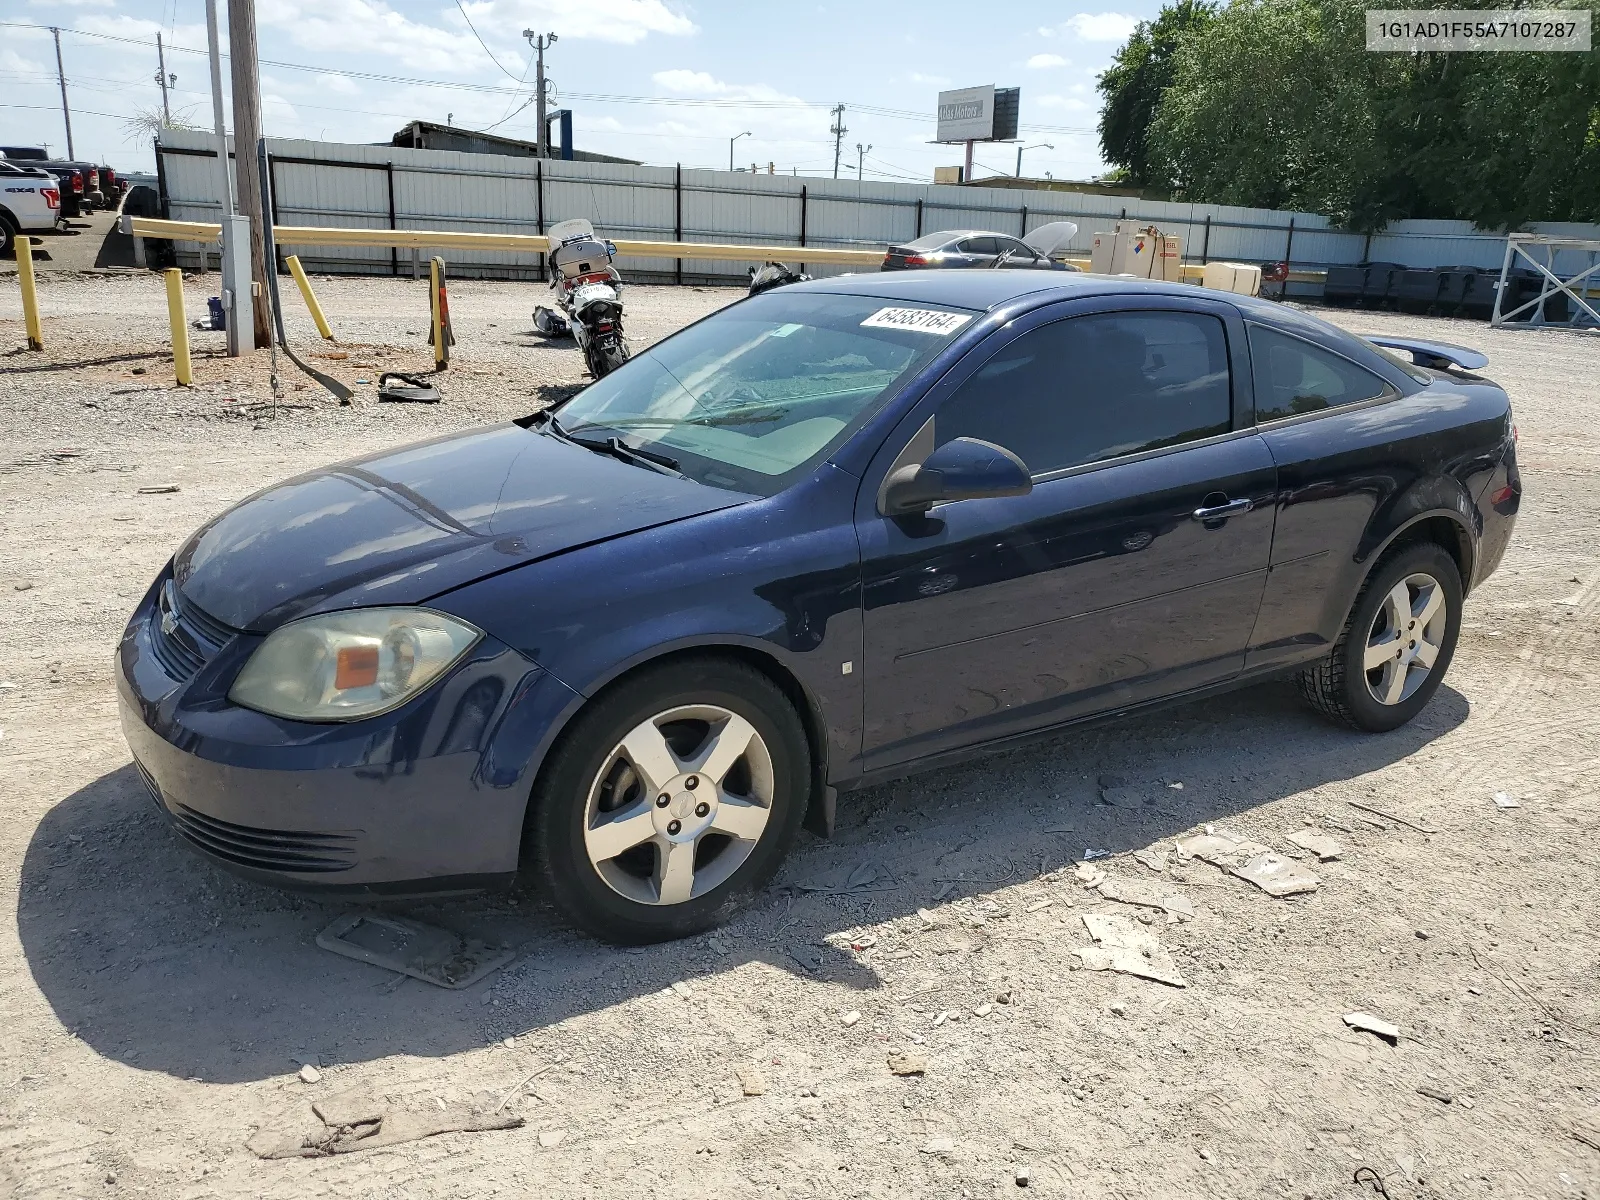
1322;265;1366;306
1395;268;1443;313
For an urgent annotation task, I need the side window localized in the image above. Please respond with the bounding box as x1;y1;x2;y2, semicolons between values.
996;237;1035;261
936;311;1233;476
960;236;1000;256
1249;326;1391;422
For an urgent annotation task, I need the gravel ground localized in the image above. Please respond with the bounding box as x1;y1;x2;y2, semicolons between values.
3;273;1600;1199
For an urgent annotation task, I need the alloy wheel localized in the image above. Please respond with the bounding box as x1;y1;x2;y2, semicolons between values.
1363;572;1447;706
582;704;775;906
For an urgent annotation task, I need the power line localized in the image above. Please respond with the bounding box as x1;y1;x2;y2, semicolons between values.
451;0;525;82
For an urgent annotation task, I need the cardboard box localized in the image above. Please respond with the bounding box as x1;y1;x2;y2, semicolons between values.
1201;261;1263;296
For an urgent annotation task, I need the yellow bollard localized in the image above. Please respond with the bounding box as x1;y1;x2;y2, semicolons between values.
16;234;43;350
165;268;192;386
285;254;333;340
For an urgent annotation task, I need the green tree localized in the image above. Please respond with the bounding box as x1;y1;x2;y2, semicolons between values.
1109;0;1600;228
1096;0;1217;187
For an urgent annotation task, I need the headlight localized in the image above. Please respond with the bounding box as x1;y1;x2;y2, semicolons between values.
228;608;482;722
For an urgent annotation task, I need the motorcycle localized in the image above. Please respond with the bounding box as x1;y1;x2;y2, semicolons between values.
747;261;811;297
533;218;631;378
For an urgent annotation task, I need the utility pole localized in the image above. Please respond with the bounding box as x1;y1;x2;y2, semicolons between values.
155;33;174;127
829;104;847;179
50;28;74;160
523;31;557;157
228;0;273;348
730;130;751;173
205;0;248;357
855;143;871;180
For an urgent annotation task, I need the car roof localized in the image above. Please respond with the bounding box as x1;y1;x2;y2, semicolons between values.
784;270;1200;311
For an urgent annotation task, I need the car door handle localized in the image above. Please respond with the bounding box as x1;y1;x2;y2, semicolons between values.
1191;497;1253;522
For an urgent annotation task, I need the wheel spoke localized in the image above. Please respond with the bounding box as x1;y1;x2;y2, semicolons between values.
1412;637;1440;669
710;793;769;842
687;714;757;786
585;800;656;862
618;719;682;794
655;838;698;905
1384;582;1412;632
1413;581;1444;630
1365;633;1402;671
1382;659;1408;704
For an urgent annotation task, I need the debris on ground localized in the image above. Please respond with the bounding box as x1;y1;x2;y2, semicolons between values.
1093;875;1196;922
1175;829;1272;869
1073;913;1186;988
246;1094;524;1159
1286;828;1344;861
297;1064;322;1085
1075;862;1107;888
538;1129;568;1148
1131;846;1168;873
920;1137;954;1155
1231;852;1321;897
1347;800;1438;834
1015;1164;1032;1186
315;913;515;990
1493;791;1522;810
1343;1011;1401;1043
1082;848;1113;862
135;485;180;494
1416;1083;1454;1104
840;1010;861;1027
888;1050;928;1076
737;1066;768;1096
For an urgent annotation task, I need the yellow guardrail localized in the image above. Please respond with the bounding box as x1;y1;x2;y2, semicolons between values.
126;216;1336;285
126;217;889;268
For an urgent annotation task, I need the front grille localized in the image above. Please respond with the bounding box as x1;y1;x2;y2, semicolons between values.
168;802;359;873
148;581;238;681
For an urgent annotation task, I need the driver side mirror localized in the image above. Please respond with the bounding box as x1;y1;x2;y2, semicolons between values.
879;437;1033;516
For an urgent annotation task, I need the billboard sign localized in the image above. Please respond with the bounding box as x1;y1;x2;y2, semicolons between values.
936;85;996;142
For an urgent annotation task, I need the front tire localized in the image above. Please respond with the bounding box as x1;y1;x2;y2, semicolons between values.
527;657;810;944
1297;542;1462;732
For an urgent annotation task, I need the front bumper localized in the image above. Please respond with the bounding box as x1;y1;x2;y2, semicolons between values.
116;570;581;896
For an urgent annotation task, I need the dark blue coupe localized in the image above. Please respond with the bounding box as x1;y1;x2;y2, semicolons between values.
117;271;1520;943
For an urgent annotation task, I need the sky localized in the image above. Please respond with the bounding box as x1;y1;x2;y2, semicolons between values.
0;0;1159;181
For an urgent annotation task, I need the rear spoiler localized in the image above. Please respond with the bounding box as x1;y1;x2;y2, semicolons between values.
1364;335;1488;372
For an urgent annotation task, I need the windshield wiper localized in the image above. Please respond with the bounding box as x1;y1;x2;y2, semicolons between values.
542;415;684;477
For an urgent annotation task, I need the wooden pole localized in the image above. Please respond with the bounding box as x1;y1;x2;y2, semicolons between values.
227;0;273;349
16;235;43;351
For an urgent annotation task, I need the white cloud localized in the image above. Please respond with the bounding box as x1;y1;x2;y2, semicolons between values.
908;71;950;87
28;0;118;9
1065;11;1140;41
1027;53;1067;68
653;68;728;95
468;0;695;45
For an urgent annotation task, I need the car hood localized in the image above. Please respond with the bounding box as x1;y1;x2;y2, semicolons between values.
173;423;749;632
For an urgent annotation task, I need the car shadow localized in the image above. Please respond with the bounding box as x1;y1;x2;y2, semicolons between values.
17;678;1468;1084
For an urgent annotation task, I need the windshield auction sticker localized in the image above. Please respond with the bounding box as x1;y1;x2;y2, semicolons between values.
1367;10;1590;51
861;307;973;335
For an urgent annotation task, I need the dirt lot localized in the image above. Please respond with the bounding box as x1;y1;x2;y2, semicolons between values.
3;271;1599;1199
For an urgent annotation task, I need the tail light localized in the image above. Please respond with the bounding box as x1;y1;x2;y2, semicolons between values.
42;188;59;209
903;254;929;267
70;172;83;192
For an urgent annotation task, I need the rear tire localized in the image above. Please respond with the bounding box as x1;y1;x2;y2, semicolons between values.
1297;542;1462;732
527;657;810;944
0;216;17;259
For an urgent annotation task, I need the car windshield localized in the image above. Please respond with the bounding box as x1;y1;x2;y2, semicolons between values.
551;291;977;495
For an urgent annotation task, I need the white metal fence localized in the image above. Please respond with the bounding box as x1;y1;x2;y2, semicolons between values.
155;129;1600;295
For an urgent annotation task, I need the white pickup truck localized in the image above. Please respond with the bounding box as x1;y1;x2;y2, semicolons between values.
0;156;63;256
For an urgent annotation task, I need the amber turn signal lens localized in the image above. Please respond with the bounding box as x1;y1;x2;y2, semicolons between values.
335;644;380;689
